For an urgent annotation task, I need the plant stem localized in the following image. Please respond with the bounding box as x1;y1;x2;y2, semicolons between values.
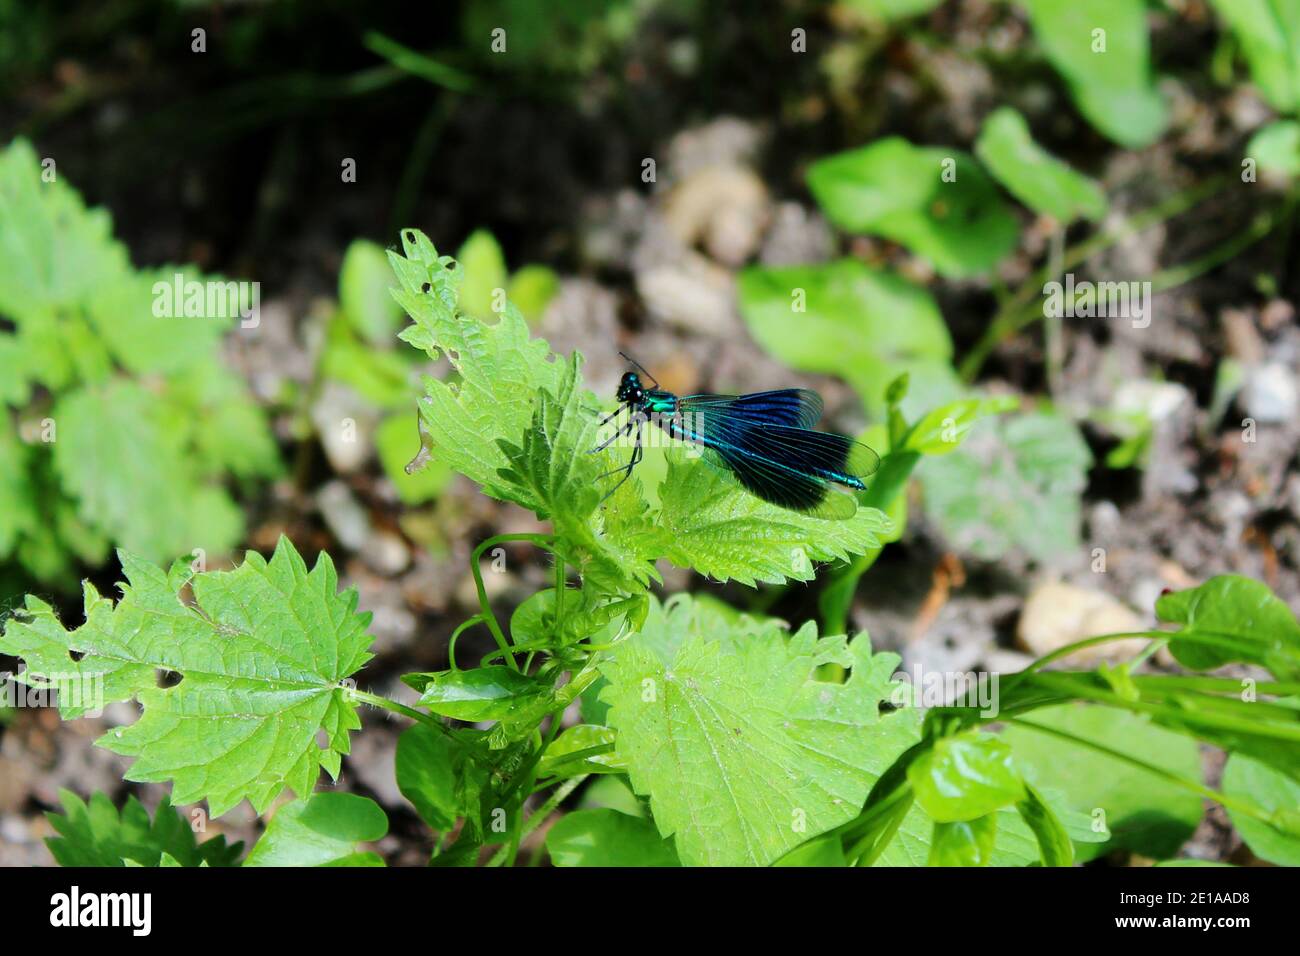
469;533;556;672
348;688;445;733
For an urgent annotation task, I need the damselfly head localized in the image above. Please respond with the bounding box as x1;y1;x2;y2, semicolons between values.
616;371;644;405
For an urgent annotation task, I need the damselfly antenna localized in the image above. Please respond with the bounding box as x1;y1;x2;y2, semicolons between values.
619;351;659;389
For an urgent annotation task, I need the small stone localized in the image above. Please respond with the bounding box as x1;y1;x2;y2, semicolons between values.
1241;362;1298;424
316;480;370;552
361;530;411;577
1017;581;1148;666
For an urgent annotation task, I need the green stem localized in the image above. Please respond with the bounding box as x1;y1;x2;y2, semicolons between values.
446;614;484;672
488;774;589;867
470;533;556;672
348;688;446;733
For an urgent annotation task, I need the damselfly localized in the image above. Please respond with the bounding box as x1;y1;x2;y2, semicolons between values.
591;354;880;519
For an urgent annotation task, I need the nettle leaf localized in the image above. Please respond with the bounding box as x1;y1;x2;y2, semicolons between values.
1001;704;1203;861
45;789;242;868
1156;575;1300;680
243;793;388;867
600;600;918;865
974;107;1107;222
1015;0;1168;148
737;259;960;417
648;452;893;587
806;138;1019;278
546;808;680;867
916;410;1092;562
1209;0;1300;114
0;537;374;817
52;380;244;565
390;230;565;509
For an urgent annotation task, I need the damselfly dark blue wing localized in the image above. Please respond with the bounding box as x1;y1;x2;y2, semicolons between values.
677;392;879;520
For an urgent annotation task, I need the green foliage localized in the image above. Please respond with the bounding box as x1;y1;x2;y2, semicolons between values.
737;259;959;417
916;410;1093;561
0;537;372;816
45;790;241;867
0;138;280;584
975;107;1107;222
1014;0;1168;148
1224;746;1300;866
1156;575;1300;679
546;808;680;866
806;137;1019;278
1248;120;1300;176
1001;705;1205;860
375;410;453;504
1210;0;1300;114
455;228;560;325
243;793;388;867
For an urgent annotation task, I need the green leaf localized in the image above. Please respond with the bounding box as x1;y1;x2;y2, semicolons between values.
0;537;373;817
546;808;680;866
339;239;405;345
1223;748;1300;866
737;259;959;417
1156;575;1300;680
974;107;1107;222
1015;0;1168;148
928;813;998;866
0;415;36;559
508;264;560;324
44;790;242;867
646;452;894;587
1001;704;1203;860
395;723;487;832
1015;783;1075;866
806;138;1019;278
916;411;1092;561
600;602;918;866
455;228;509;322
413;666;554;721
901;395;1020;456
907;734;1026;822
842;0;943;20
375;410;452;505
243;793;387;867
1248;120;1300;177
773;836;849;866
1209;0;1300;113
538;723;624;777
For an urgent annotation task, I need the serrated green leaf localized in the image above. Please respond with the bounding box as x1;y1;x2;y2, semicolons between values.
917;410;1092;561
1156;575;1300;680
0;537;374;817
44;789;242;867
600;602;918;865
806;138;1019;278
975;107;1108;222
243;793;387;867
1015;0;1168;148
737;259;960;417
546;808;679;867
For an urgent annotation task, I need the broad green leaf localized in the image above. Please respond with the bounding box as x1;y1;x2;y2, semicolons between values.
413;666;554;721
806;138;1018;278
974;106;1107;222
1223;749;1300;866
773;836;849;866
1015;0;1168;148
907;734;1025;822
600;604;918;866
455;228;509;322
1208;0;1300;113
375;410;452;505
0;415;35;559
395;723;488;832
737;259;959;417
647;452;893;587
52;380;244;566
44;790;241;867
928;813;997;866
916;411;1092;561
546;808;680;866
243;793;387;867
319;316;414;408
538;723;624;777
1156;575;1300;680
1248;120;1300;177
339;239;404;345
902;395;1020;456
1001;704;1203;860
0;537;373;817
